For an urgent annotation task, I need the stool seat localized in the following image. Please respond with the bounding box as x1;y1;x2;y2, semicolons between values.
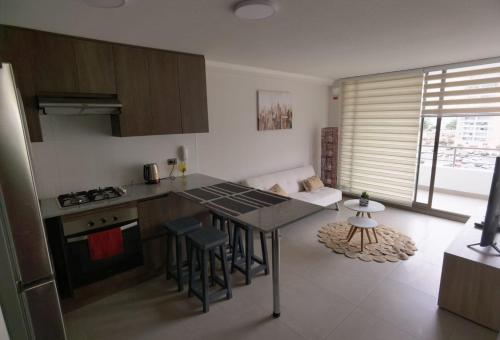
163;217;202;235
188;228;228;250
163;217;202;292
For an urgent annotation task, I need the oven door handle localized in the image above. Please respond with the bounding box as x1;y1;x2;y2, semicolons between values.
66;221;138;243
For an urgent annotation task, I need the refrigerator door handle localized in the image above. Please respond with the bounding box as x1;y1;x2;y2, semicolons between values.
21;280;66;340
17;276;55;293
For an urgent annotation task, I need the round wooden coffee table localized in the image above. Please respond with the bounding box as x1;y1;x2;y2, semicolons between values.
344;199;385;218
346;216;378;251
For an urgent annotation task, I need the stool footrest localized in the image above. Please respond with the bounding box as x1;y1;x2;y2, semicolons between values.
189;281;230;302
231;260;268;278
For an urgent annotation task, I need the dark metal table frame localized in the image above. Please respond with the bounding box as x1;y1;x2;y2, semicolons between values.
230;204;323;318
271;229;281;317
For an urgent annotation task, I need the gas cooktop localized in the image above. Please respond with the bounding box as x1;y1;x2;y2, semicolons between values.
57;186;123;208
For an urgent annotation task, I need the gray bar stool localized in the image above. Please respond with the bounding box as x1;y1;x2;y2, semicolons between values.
211;211;244;260
231;222;269;285
163;216;202;292
187;228;232;313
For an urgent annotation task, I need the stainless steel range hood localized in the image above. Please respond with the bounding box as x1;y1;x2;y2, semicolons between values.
38;94;122;115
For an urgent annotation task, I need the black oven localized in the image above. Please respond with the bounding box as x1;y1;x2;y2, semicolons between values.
63;206;143;288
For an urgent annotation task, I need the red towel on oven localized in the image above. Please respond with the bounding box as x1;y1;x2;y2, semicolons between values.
88;227;124;261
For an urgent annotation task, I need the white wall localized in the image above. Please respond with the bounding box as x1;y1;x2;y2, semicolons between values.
30;63;331;198
197;64;330;181
329;80;341;127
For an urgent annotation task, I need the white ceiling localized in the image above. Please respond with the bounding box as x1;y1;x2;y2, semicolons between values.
2;0;500;80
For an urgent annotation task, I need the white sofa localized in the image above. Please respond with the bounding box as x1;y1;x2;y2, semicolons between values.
241;165;342;209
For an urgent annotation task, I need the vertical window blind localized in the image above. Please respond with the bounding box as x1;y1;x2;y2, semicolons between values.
339;71;424;205
422;61;500;117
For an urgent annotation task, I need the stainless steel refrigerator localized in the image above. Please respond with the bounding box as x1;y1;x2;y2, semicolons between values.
0;63;66;339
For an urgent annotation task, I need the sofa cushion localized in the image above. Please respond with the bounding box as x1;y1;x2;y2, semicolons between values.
303;176;324;192
289;187;342;207
268;184;288;197
242;165;316;194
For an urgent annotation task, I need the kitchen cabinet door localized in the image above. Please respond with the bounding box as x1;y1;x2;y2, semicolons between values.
148;50;182;134
167;194;210;224
138;195;170;240
138;194;210;240
178;54;209;133
73;39;116;94
35;32;78;93
0;26;42;142
138;196;170;272
112;44;153;136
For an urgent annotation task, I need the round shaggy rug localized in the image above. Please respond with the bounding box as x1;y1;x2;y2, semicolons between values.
317;221;418;263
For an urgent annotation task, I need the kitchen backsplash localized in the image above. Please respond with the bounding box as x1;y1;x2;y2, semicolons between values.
30;115;198;198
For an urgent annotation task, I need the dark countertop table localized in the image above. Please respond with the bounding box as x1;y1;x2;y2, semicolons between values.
39;174;225;219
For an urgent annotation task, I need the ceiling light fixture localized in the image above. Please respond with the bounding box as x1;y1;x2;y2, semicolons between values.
83;0;126;8
234;0;277;20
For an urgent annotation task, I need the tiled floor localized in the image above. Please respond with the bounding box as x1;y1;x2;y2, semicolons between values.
64;202;498;340
416;189;488;217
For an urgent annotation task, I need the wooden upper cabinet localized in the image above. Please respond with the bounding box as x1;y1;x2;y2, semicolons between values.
35;32;78;93
148;50;182;135
112;44;153;136
73;39;115;94
0;26;43;142
1;25;209;139
178;54;209;133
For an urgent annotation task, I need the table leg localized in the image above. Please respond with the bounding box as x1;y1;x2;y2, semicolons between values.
366;229;372;243
346;226;354;240
361;229;364;251
367;212;372;219
356;211;360;217
372;228;378;243
271;229;280;318
347;227;357;242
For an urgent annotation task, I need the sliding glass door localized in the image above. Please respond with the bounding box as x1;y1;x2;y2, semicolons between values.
415;116;499;217
338;57;500;219
414;117;437;206
414;61;500;218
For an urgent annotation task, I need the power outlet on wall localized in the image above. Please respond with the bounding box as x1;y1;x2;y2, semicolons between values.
167;158;177;165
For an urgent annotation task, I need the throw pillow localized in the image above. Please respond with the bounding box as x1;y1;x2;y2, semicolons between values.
268;183;288;197
303;176;324;192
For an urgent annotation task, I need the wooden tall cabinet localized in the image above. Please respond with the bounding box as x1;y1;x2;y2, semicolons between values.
178;54;209;133
35;32;79;93
148;50;182;135
112;45;153;136
73;39;116;94
0;27;42;142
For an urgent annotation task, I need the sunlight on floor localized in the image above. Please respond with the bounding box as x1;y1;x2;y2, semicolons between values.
416;190;488;217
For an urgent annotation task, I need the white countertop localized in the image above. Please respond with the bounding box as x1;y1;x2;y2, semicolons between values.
39;173;225;219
